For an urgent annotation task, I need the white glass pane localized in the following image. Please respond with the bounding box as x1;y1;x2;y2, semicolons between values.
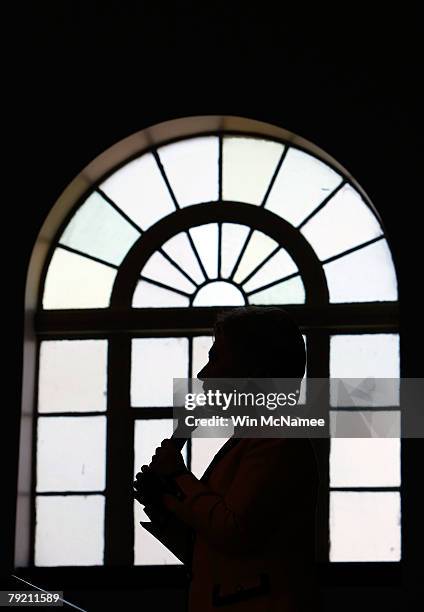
265;147;343;226
134;419;187;566
192;336;213;378
43;248;116;309
330;438;401;487
330;335;400;379
330;410;400;438
134;501;182;565
37;416;106;492
141;251;196;294
35;495;104;566
325;239;398;303
242;248;298;293
191;437;228;479
330;492;401;561
162;232;205;285
330;335;400;406
59;192;140;266
301;184;383;261
38;340;107;413
223;137;284;205
157;136;219;206
100;153;175;231
233;231;278;283
133;280;190;308
192;282;244;306
248;276;305;305
131;338;188;406
221;223;251;279
134;419;187;475
188;224;218;279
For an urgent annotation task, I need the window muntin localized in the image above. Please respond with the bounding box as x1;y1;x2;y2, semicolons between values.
157;136;219;206
264;147;343;226
58;191;140;266
222;137;285;204
99;153;175;231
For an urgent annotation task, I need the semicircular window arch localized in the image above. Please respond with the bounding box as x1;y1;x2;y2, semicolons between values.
42;134;397;310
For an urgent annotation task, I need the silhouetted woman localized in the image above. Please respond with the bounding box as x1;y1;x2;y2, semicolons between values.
134;306;321;612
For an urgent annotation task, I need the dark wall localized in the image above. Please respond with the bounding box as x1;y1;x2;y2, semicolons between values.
5;2;421;607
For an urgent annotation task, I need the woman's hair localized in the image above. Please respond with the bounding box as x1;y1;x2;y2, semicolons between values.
214;305;306;379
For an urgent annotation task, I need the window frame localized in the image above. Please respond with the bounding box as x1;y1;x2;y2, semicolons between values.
17;117;401;588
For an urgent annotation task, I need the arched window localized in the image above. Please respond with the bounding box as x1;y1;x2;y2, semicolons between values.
17;116;400;569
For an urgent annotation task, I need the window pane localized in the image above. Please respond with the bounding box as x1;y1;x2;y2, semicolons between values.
265;147;343;226
35;495;104;566
233;231;278;283
330;492;401;561
325;239;398;302
100;153;175;231
330;410;400;437
192;282;245;306
191;437;229;479
330;335;400;406
131;338;188;406
132;280;190;308
221;223;251;279
162;232;206;285
223;137;284;205
38;340;107;413
157;137;219;206
58;192;140;266
330;334;399;378
188;224;219;279
192;336;213;378
134;419;187;475
134;419;187;565
301;184;383;261
242;248;298;293
248;276;305;305
142;251;196;294
37;416;106;492
331;334;399;378
330;438;401;487
134;501;182;565
43;248;116;309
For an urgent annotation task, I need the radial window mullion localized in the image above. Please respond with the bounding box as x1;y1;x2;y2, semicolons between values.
259;145;289;208
246;270;301;296
297;180;347;230
228;227;254;280
139;275;193;298
185;230;209;280
157;246;201;287
152;148;180;210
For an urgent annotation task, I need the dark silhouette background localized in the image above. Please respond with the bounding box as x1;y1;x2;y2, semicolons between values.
4;3;421;610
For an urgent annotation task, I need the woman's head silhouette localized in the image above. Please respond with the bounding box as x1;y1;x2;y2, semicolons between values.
197;305;306;380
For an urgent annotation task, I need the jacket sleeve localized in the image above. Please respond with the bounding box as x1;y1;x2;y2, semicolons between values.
162;438;309;555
